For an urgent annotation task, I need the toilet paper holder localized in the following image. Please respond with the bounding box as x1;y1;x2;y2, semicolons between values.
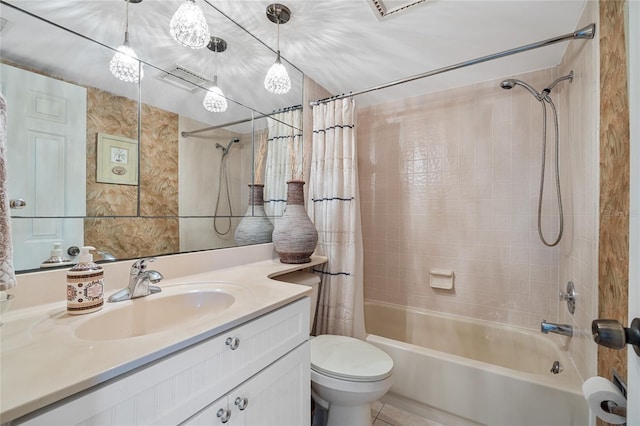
604;400;626;418
605;370;627;419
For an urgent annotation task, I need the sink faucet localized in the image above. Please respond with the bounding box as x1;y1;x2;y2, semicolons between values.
107;258;164;303
541;320;573;337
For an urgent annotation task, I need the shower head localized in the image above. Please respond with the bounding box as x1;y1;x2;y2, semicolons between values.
217;137;241;157
500;79;517;90
499;78;542;99
501;71;574;101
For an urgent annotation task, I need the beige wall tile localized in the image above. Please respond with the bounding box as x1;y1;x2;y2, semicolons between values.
358;1;599;386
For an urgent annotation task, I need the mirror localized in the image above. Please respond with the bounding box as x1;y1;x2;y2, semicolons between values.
0;0;304;271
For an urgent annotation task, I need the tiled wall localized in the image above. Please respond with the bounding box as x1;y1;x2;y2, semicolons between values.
358;67;567;330
558;0;599;383
178;117;252;252
357;3;600;383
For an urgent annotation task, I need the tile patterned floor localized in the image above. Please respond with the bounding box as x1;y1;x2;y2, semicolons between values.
371;401;443;426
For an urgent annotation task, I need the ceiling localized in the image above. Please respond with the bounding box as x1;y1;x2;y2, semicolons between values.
215;0;588;106
0;0;589;119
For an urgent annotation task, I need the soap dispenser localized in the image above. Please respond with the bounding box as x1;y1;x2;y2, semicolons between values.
67;246;104;315
40;243;73;268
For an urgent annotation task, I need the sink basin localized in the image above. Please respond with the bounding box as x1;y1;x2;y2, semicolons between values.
74;290;235;341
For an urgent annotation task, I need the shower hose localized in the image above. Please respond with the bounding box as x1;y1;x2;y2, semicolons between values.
213;153;233;236
537;96;563;247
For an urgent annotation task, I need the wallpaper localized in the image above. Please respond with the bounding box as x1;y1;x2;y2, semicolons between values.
84;87;179;258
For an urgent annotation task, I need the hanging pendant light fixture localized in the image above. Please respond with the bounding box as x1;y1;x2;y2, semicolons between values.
203;37;228;113
170;0;210;49
110;0;144;83
264;3;291;95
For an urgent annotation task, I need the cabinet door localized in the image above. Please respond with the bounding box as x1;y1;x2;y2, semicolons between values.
181;342;310;426
180;395;230;426
230;342;310;426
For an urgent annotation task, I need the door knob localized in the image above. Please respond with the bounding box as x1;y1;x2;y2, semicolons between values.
591;318;640;357
9;199;27;209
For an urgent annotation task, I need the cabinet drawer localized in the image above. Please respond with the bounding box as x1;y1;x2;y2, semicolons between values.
16;298;309;426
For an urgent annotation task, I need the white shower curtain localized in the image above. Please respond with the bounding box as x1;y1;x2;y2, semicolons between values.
308;99;365;339
263;109;303;217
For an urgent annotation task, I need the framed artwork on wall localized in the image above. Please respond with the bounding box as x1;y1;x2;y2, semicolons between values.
96;133;138;185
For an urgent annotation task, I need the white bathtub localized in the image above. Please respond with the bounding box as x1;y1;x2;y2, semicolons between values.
365;301;588;426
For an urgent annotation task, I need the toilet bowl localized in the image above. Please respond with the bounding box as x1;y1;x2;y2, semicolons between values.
311;334;393;426
274;272;394;426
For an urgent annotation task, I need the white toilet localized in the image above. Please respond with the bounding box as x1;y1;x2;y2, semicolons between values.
274;272;393;426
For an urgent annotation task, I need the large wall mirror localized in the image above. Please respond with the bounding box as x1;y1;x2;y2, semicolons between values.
0;0;304;272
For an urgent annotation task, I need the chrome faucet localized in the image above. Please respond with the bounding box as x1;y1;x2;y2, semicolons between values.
541;320;573;337
107;258;164;303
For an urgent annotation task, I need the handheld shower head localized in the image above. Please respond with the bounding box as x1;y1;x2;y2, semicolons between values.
217;137;241;157
500;79;517;90
499;78;542;99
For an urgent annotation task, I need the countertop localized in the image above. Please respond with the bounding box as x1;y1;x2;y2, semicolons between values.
0;255;327;423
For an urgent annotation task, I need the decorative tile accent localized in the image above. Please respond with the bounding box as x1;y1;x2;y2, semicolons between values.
597;0;630;391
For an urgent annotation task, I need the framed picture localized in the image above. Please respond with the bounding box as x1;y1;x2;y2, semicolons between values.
96;133;138;185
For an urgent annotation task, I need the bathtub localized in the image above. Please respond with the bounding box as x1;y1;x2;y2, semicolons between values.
364;301;588;426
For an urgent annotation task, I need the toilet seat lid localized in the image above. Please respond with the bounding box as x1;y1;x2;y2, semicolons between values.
310;335;393;382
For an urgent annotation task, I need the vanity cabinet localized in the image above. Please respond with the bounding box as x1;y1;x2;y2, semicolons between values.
182;343;309;425
14;298;310;426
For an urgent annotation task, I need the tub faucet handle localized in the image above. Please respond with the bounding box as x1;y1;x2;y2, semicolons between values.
559;281;576;315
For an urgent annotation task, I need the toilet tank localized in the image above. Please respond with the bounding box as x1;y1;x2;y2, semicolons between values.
273;271;320;333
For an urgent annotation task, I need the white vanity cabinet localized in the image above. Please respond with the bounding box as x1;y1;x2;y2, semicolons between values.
14;298;310;426
182;342;309;425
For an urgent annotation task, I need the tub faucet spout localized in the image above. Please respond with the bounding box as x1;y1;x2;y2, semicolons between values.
541;320;573;337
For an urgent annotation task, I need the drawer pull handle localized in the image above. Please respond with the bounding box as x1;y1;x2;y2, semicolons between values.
217;408;231;423
234;397;249;411
225;336;240;350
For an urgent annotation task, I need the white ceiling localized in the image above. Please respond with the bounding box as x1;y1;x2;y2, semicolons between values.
0;0;589;121
266;0;589;105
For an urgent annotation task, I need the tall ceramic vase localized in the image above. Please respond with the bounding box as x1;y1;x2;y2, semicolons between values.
234;184;274;246
272;180;318;263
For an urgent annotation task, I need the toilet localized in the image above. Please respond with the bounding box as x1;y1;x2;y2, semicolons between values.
274;272;393;426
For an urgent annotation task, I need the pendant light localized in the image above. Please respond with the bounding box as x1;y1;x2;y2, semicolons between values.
203;37;228;113
170;0;210;49
109;0;143;83
264;3;291;95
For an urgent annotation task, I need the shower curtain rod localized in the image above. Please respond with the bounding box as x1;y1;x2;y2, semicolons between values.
310;23;596;106
181;105;302;138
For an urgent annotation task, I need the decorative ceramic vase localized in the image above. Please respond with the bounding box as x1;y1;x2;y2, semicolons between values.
234;184;274;246
272;180;318;263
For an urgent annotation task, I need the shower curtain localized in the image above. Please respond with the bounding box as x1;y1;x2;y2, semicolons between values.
308;99;365;339
263;109;303;217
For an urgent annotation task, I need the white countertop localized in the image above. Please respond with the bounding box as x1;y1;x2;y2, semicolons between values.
0;254;326;423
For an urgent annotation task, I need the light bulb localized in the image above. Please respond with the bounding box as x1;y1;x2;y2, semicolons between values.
109;44;143;83
170;0;210;49
203;85;228;112
264;55;291;95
